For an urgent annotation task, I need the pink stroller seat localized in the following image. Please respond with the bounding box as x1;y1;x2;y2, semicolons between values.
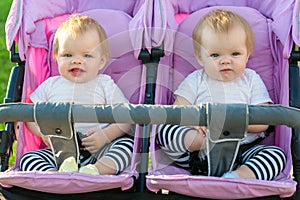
147;1;300;199
0;0;149;194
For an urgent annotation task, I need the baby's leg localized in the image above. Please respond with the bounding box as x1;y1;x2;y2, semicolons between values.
156;124;205;169
93;137;134;175
224;145;286;180
241;145;286;180
20;149;56;171
94;157;118;175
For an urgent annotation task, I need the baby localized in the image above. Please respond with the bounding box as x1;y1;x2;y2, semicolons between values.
20;15;133;175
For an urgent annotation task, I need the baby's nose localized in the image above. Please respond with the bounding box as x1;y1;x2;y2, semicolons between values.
220;56;231;65
72;57;83;64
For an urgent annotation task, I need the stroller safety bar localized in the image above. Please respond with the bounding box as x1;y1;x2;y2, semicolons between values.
0;102;299;131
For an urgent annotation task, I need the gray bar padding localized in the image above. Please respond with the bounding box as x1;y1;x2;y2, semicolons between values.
206;103;248;176
34;102;79;168
208;103;248;141
1;102;300;131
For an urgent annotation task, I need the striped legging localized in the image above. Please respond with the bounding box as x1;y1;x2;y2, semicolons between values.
20;137;134;174
155;124;286;180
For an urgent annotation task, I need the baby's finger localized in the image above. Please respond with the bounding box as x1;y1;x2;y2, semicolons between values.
85;146;97;153
81;136;93;143
87;127;98;136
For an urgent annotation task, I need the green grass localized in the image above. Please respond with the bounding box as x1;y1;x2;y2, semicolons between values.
0;0;14;104
0;0;16;167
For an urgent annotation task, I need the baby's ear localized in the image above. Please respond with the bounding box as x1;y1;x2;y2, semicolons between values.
195;53;203;66
247;54;251;61
101;57;107;64
98;57;107;70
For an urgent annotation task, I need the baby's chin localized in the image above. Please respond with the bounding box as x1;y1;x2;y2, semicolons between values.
210;76;237;82
65;76;87;83
216;73;239;82
220;77;236;82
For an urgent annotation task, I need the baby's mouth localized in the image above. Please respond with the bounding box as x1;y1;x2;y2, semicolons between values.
220;68;232;72
69;68;84;77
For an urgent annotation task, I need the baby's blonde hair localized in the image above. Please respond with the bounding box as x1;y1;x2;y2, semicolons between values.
193;9;254;56
53;15;109;60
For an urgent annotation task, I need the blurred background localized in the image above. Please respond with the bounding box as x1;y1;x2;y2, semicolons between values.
0;0;13;106
0;0;16;166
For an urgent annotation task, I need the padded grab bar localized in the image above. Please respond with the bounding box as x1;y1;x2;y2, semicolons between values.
0;102;299;131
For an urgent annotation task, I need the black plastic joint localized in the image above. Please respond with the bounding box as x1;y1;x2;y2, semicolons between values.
151;48;164;63
138;49;151;64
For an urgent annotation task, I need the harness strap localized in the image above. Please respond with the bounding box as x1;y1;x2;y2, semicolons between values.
206;103;248;176
34;102;79;168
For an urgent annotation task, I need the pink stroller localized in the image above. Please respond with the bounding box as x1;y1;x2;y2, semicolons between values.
0;0;155;198
146;0;300;199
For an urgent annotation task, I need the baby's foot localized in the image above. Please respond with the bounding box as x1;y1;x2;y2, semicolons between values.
79;164;99;175
221;171;239;179
58;157;78;172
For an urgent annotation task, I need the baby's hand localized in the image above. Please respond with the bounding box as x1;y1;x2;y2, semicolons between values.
81;128;110;153
192;126;207;137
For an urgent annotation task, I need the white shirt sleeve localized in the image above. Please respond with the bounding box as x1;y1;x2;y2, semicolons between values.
30;77;53;102
101;75;129;104
174;70;201;104
249;71;273;104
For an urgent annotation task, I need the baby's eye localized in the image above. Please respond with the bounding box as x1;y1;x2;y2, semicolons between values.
63;53;72;57
210;53;219;58
232;52;240;56
84;54;92;58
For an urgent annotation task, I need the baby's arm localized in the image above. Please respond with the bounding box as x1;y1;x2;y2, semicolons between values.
26;122;41;137
82;123;131;153
26;122;51;146
174;95;206;151
173;95;192;105
176;95;269;133
247;102;270;133
101;123;131;142
248;124;268;133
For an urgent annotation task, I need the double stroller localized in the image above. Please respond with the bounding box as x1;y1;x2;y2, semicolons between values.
0;0;300;199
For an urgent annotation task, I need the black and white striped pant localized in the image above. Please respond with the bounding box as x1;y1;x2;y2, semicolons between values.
20;137;134;174
155;124;286;180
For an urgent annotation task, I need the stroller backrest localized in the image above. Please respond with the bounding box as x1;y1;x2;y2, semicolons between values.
5;0;144;60
154;0;298;104
1;0;153;194
12;8;145;168
173;6;276;102
150;5;293;180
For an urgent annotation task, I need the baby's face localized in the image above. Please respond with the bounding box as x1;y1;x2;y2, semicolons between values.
56;29;106;83
197;25;249;82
